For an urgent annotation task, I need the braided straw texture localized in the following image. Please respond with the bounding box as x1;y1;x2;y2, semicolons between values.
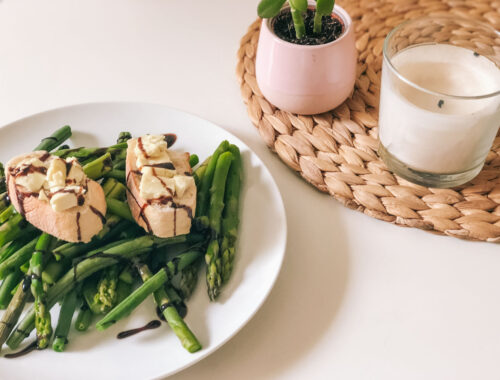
236;0;500;242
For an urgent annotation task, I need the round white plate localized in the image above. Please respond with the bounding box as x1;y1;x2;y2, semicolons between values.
0;103;287;379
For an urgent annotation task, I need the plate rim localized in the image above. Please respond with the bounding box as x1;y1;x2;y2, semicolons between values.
0;101;288;379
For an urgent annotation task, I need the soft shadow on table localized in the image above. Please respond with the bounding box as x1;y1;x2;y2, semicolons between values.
170;169;350;379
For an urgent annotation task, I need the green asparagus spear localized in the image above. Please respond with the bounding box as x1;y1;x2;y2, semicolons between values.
0;231;39;265
208;152;233;235
175;261;201;300
221;145;243;284
31;233;55;349
0;214;36;248
33;125;72;152
0;163;5;194
206;151;233;301
0;270;22;309
0;237;38;279
83;266;134;315
53;142;127;160
196;141;230;217
117;132;132;144
95;265;120;312
0;204;14;224
0;193;9;214
104;169;126;183
205;241;222;301
42;259;70;285
102;178;119;197
0;279;29;351
107;182;127;200
119;265;135;285
106;198;134;222
189;154;199;168
7;235;159;349
96;268;168;330
82;275;101;314
115;280;133;305
52;289;78;352
113;160;126;170
193;157;210;188
74;304;93;331
82;152;113;180
136;263;201;353
52;215;125;261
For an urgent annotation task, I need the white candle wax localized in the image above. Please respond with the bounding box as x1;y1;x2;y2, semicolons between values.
379;43;500;174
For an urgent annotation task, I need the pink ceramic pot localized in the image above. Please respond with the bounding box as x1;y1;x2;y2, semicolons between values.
255;4;357;115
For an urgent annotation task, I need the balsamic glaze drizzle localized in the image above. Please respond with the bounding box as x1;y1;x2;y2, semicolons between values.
22;276;32;292
77;194;85;207
164;133;177;148
76;212;81;241
39;152;50;162
173;208;177;236
116;320;162;339
4;341;38;359
156;301;188;319
90;205;106;224
125;185;152;233
137;137;149;159
145;162;175;170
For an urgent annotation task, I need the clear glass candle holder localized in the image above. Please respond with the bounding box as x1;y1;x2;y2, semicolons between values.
378;16;500;188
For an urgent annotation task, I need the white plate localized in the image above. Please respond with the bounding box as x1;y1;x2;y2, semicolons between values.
0;103;287;379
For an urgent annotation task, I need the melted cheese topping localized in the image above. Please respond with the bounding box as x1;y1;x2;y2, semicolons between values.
13;153;88;212
134;135;194;202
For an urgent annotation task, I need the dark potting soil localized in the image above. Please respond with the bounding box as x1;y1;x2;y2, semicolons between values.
272;8;343;45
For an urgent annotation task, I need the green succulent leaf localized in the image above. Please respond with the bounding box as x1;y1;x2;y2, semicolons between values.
289;0;308;12
257;0;287;18
316;0;335;16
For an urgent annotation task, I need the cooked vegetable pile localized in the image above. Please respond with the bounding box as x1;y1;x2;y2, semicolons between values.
0;126;243;355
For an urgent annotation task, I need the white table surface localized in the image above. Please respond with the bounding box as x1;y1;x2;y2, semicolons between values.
1;1;499;379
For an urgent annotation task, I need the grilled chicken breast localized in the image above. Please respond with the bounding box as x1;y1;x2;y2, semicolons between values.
6;151;106;243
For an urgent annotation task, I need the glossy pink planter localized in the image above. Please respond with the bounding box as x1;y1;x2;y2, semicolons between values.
255;5;357;115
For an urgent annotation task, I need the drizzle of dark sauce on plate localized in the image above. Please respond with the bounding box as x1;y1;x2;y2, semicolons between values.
4;341;38;359
116;320;162;339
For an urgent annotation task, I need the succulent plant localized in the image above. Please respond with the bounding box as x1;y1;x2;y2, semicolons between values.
258;0;336;39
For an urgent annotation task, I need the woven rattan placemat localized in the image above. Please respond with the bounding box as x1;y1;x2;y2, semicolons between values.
236;0;500;242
